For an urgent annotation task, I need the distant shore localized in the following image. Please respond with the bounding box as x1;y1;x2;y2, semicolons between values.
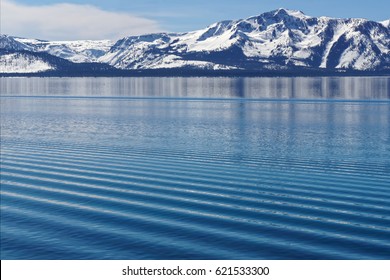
1;68;390;78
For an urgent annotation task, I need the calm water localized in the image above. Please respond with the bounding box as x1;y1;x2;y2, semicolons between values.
1;77;390;260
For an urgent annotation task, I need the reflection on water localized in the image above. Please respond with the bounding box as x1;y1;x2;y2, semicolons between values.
1;76;389;100
2;97;389;165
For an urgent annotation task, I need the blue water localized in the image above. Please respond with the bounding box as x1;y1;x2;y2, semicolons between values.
1;77;390;260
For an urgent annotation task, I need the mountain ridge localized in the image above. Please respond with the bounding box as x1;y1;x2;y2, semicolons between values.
1;9;389;74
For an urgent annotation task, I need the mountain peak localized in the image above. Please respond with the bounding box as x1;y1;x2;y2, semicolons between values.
2;9;390;73
273;8;307;18
0;35;32;51
381;19;390;28
257;8;309;21
247;8;307;20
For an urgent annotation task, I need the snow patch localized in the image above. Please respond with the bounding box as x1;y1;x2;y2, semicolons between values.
380;19;390;28
14;37;113;63
0;53;53;73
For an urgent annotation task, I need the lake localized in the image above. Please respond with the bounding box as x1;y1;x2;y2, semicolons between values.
1;76;389;259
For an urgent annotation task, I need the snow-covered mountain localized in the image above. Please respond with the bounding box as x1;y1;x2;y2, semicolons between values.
0;48;117;74
0;35;115;73
0;35;113;63
100;9;390;71
13;37;113;63
0;35;33;52
0;50;54;73
1;9;389;73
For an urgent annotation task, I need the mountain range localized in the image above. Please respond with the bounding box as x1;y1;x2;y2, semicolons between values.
1;8;389;75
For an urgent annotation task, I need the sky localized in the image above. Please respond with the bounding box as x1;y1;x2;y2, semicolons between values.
1;0;389;40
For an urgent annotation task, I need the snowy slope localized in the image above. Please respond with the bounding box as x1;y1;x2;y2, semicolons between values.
0;49;118;74
0;51;54;73
381;20;390;28
12;37;113;63
0;35;33;51
100;9;390;70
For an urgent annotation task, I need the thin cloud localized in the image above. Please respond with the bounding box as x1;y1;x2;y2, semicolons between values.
1;0;164;40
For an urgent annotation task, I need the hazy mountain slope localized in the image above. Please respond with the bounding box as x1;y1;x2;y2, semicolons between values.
15;38;113;63
0;35;113;63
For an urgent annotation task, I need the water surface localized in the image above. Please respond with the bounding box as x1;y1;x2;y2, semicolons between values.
1;77;390;259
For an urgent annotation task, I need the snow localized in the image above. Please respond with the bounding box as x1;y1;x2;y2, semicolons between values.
276;8;310;20
0;53;53;73
293;49;312;59
320;21;350;68
185;29;238;52
99;9;388;71
2;9;389;71
0;35;33;51
380;19;390;28
14;38;113;63
149;56;237;70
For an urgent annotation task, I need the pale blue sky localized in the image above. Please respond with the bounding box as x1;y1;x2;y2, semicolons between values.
2;0;389;40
